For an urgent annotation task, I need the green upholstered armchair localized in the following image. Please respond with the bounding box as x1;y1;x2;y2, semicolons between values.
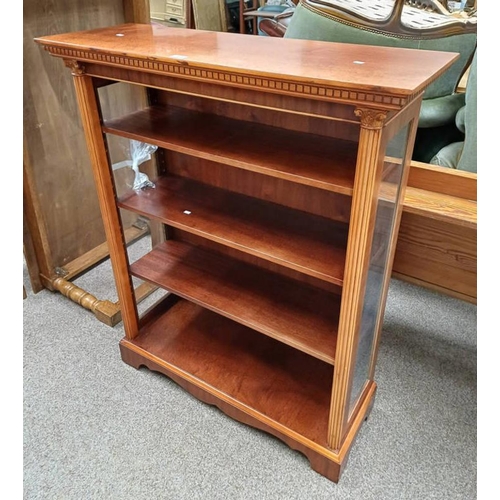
282;0;477;163
430;50;476;172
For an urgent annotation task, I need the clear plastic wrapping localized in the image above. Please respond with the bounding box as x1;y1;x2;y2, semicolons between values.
112;139;157;191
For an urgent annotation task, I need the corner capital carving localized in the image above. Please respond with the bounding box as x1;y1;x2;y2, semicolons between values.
64;59;86;76
354;108;388;129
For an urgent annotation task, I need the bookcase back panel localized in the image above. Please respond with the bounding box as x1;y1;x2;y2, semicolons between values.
172;230;343;296
154;89;361;142
165;152;352;223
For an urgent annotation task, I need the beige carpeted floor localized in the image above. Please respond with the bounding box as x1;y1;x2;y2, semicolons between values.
23;237;477;499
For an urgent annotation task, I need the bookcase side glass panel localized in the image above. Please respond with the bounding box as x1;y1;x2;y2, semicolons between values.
347;122;412;416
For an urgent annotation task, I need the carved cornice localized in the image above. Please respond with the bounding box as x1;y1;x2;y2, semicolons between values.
44;46;415;111
63;59;86;76
354;108;389;129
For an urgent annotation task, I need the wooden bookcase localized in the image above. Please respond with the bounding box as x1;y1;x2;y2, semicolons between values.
35;24;456;482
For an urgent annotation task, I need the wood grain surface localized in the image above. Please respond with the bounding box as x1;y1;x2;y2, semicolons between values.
25;1;149;272
128;297;334;444
130;240;341;363
35;22;458;98
119;175;348;284
104;105;358;194
393;212;477;300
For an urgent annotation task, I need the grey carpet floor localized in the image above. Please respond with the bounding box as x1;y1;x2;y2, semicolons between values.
23;238;477;499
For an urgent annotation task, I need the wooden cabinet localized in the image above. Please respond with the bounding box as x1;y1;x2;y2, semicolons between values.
150;0;187;24
35;24;456;482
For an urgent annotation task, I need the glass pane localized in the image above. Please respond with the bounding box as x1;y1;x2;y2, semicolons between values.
347;123;410;416
97;82;168;317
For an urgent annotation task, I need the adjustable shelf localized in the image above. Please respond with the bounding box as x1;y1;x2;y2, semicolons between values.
130;239;340;363
103;105;358;194
122;296;333;445
36;23;456;483
118;175;348;285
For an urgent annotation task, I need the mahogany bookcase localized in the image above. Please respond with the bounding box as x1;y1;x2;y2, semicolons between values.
35;24;456;482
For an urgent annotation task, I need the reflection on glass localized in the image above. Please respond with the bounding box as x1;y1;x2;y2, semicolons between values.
347;124;410;416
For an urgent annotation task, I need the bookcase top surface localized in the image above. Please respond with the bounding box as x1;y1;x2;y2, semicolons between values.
35;22;457;99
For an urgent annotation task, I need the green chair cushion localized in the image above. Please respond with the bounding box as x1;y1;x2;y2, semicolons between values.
430;51;476;172
430;141;463;169
455;105;466;133
456;52;477;173
418;93;466;128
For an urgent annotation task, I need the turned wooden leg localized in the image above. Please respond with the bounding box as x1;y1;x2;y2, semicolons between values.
52;277;122;326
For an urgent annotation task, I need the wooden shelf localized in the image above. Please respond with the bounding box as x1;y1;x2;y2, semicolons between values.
118;176;348;285
103;106;358;195
130;240;340;364
124;296;333;446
